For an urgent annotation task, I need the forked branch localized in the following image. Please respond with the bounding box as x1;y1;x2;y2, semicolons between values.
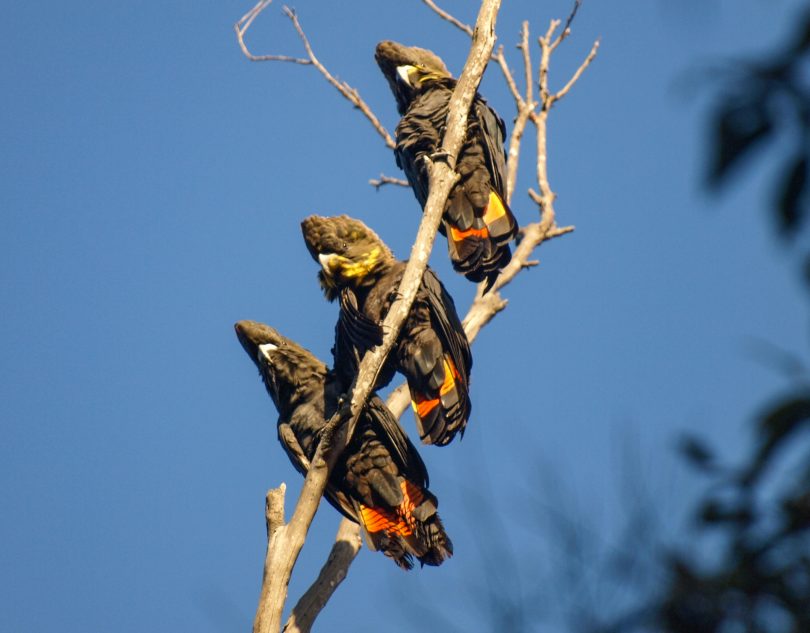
235;0;310;64
235;0;395;149
283;517;362;633
236;1;597;630
244;2;504;632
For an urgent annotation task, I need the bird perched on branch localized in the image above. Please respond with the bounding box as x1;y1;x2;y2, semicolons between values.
301;214;472;446
235;320;452;569
375;40;518;291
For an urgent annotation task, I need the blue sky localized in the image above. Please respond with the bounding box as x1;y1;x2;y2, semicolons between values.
2;1;807;631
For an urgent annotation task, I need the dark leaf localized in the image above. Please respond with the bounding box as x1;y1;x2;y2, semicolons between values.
678;435;716;473
743;396;810;484
776;152;809;237
759;396;810;443
698;499;754;526
782;490;810;532
707;95;774;187
790;11;810;54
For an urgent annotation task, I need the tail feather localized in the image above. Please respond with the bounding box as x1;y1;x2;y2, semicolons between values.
482;190;516;244
445;190;517;289
359;480;453;570
409;355;467;446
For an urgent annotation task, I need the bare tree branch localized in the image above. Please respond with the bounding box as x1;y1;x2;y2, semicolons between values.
283;518;362;633
235;0;311;64
503;22;535;204
519;22;534;107
421;0;474;37
422;0;531;110
550;0;582;50
234;0;395;149
551;38;600;104
369;174;410;190
280;6;395;149
493;45;523;107
253;484;289;632
239;1;597;628
247;1;503;631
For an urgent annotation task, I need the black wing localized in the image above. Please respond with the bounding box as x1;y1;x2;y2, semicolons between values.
333;288;384;384
397;268;472;445
422;267;473;383
365;394;429;488
394;83;453;209
474;95;509;200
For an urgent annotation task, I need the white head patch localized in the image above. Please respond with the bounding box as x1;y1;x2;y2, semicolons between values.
258;342;278;362
318;252;337;273
396;65;414;87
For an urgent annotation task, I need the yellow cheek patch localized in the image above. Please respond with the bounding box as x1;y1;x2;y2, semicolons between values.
338;247;381;279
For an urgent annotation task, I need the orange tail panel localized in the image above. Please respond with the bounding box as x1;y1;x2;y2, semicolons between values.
359;480;426;539
410;357;462;419
482;190;507;225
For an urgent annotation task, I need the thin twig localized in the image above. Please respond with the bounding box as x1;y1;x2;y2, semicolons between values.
234;0;311;64
520;21;533;105
234;0;395;149
281;7;395;149
551;0;582;50
503;22;535;204
538;20;560;108
493;45;523;106
369;175;410;190
504;107;531;205
422;0;522;86
550;39;600;105
421;0;474;36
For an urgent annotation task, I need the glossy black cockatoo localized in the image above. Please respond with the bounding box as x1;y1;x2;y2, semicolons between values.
300;214;472;447
375;40;518;290
235;320;452;569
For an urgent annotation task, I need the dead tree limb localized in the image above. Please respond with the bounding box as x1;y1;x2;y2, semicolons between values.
237;0;597;629
369;174;410;190
245;1;504;631
282;518;362;633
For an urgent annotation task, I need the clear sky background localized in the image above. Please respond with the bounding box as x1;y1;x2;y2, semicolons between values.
2;1;807;631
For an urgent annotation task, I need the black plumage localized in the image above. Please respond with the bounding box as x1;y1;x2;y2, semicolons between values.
375;40;519;290
235;320;452;569
301;214;472;446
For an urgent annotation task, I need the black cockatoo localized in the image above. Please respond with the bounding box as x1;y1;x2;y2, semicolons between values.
235;320;452;569
375;40;518;290
301;214;472;446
